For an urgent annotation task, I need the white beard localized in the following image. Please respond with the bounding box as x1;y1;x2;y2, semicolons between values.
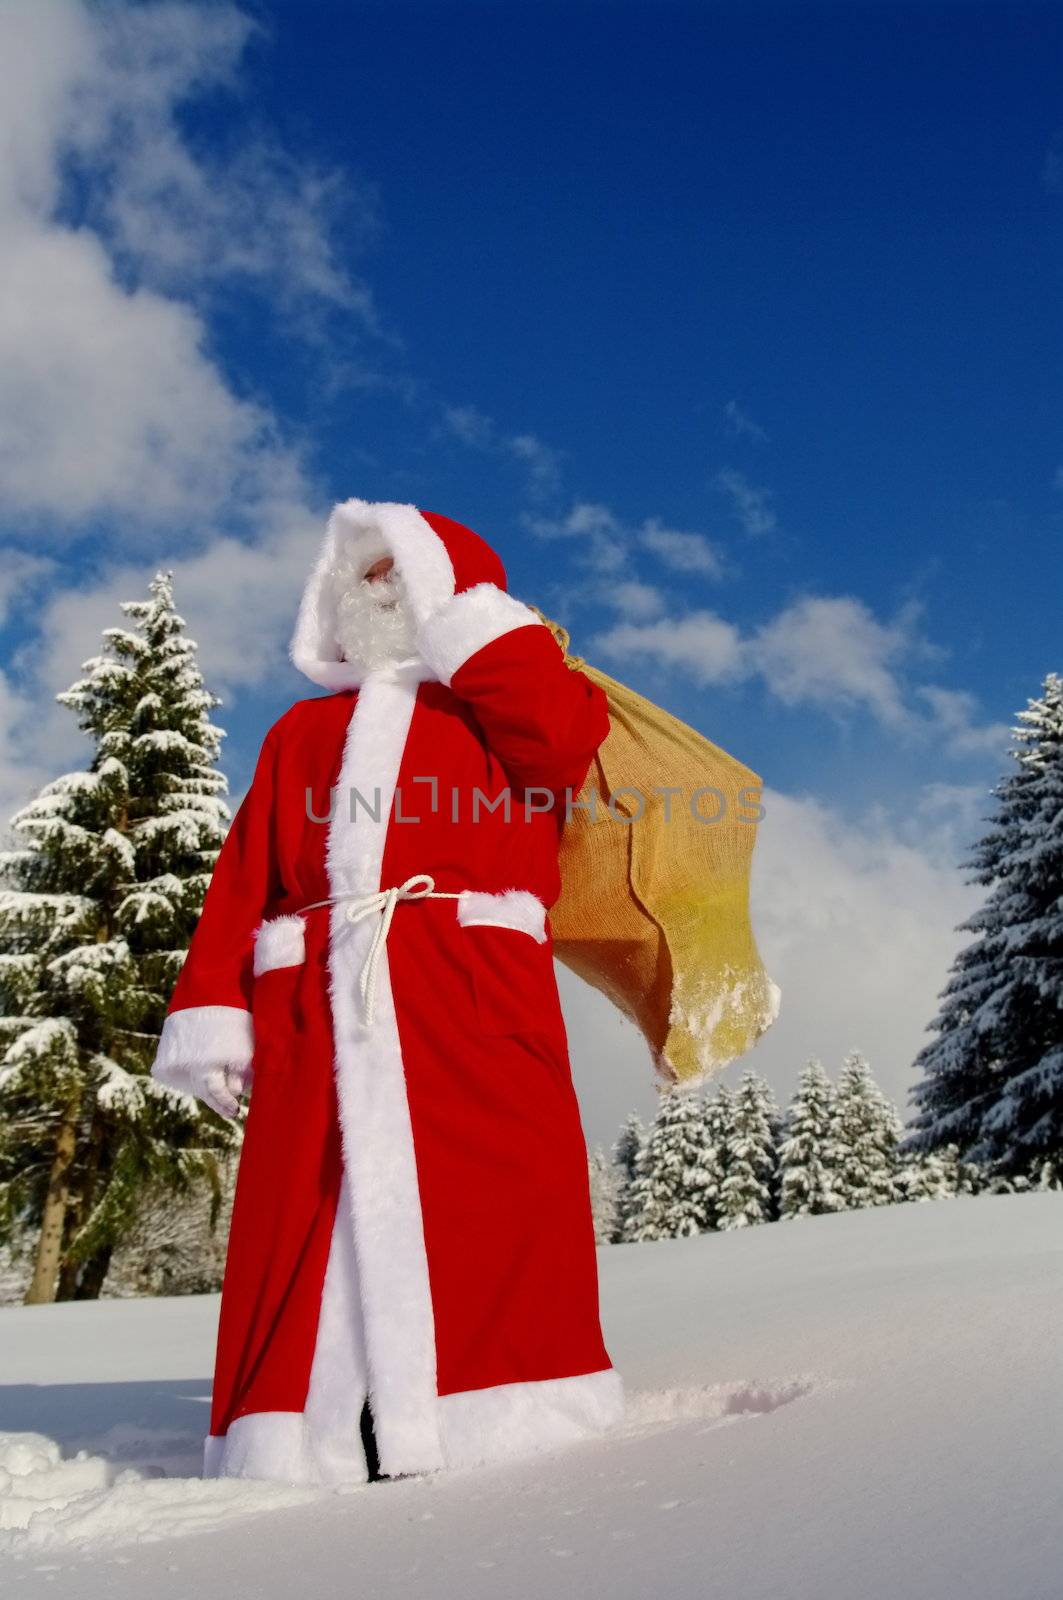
332;555;417;674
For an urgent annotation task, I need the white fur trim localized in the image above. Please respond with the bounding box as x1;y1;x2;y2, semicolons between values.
302;1168;372;1481
415;582;543;686
202;1366;625;1484
456;888;547;943
321;662;445;1476
205;1167;372;1486
290;500;456;690
202;1413;355;1486
438;1366;625;1469
150;1005;254;1094
252;913;307;976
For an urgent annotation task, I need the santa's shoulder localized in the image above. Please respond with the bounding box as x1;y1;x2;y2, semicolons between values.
259;690;358;750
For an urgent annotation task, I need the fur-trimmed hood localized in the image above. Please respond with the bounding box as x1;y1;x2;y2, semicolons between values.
290;499;509;690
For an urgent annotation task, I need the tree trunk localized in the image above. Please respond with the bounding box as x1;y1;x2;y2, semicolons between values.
74;1242;114;1301
56;1255;81;1300
56;1107;108;1301
24;1095;80;1305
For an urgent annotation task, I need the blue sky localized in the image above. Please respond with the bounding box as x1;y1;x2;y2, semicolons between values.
214;0;1060;799
0;0;1059;1135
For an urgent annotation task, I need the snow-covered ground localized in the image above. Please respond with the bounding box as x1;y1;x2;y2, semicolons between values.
0;1193;1059;1598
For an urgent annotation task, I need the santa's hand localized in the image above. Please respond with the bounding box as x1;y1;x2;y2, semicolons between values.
194;1061;253;1121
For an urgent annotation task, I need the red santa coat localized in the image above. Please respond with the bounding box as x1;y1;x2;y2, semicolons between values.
151;500;625;1485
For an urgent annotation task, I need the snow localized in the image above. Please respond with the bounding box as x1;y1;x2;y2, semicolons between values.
0;1193;1059;1597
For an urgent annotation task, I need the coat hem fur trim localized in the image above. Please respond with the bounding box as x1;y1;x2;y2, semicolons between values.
202;1366;625;1485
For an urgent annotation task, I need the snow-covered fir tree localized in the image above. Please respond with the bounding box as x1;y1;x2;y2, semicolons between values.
906;673;1063;1179
588;1145;622;1243
610;1109;645;1242
623;1088;722;1241
898;1143;981;1202
829;1051;902;1210
779;1058;840;1218
718;1071;779;1230
0;573;236;1303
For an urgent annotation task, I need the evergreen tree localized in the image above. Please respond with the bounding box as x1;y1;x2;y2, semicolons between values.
1037;1158;1061;1192
779;1059;840;1217
898;1143;980;1202
907;673;1063;1177
624;1088;721;1241
613;1110;644;1183
698;1082;736;1230
610;1110;645;1243
718;1071;779;1230
0;573;236;1303
587;1146;621;1244
829;1051;902;1210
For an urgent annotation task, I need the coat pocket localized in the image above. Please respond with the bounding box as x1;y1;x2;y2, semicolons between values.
250;915;308;1078
252;914;307;976
455;891;561;1039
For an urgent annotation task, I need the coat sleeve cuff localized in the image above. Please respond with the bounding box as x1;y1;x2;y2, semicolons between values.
415;582;544;686
150;1005;255;1093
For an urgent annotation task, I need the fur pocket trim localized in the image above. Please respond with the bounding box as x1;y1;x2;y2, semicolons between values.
456;889;547;943
253;913;307;976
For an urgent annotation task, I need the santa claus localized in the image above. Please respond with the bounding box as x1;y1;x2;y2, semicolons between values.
151;499;625;1486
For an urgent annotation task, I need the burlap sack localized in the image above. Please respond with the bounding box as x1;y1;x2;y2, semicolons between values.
534;610;781;1090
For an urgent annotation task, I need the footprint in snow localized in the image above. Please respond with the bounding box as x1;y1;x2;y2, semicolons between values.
618;1377;816;1437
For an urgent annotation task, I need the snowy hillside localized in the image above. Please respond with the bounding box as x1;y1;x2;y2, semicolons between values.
1;1194;1060;1599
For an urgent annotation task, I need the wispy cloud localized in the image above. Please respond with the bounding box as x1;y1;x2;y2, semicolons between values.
523;501;729;591
715;467;777;536
637;517;727;578
437;405;564;500
723;400;768;443
914;686;1012;757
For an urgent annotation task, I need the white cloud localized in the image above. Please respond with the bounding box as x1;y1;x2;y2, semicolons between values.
439;404;495;448
587;589;1010;754
522;501;628;574
590;591;922;720
24;507;320;707
715;467;776;536
0;0;362;816
0;220;299;529
591;610;746;687
723;400;767;443
505;433;563;498
752;594;918;727
637;517;726;578
0;0;361;540
437;406;564;499
64;2;377;317
0;669;78;841
915;686;1011;758
524;501;729;591
0;552;54;627
599;580;667;622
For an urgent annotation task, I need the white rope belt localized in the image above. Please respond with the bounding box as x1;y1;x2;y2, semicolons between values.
298;873;461;1027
